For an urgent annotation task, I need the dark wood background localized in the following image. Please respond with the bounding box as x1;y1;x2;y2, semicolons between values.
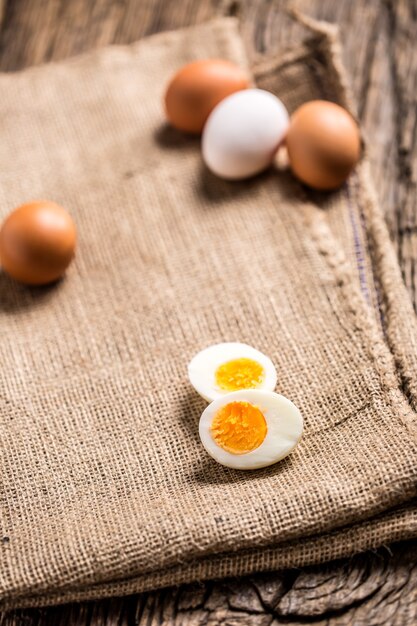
0;0;416;623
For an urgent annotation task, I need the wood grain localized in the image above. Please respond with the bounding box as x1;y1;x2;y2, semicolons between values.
0;0;416;624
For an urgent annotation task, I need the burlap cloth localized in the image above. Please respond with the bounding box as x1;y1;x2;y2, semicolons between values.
1;15;417;610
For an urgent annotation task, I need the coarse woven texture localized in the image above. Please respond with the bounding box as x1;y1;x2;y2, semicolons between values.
0;16;417;609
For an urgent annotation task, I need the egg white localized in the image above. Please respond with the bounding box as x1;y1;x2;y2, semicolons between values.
202;89;290;180
199;389;303;470
188;342;277;402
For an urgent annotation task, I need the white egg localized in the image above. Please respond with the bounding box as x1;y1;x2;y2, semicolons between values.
202;89;289;180
188;342;277;403
199;389;303;470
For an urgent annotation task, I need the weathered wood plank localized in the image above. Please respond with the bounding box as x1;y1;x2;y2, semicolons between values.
0;0;416;624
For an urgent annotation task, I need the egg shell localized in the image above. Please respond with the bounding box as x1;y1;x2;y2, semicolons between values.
165;59;250;134
202;89;289;180
286;100;361;190
199;389;303;470
0;201;76;286
188;342;277;402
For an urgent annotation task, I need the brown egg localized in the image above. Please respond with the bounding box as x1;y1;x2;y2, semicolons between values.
286;100;361;190
0;201;76;286
165;59;250;134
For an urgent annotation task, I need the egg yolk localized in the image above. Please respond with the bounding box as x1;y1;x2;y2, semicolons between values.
215;358;264;392
210;401;267;454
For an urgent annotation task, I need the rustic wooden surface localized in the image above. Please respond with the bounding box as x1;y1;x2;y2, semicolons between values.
0;0;416;624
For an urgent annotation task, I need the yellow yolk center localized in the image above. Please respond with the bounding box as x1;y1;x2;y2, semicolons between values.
210;401;267;455
215;358;265;392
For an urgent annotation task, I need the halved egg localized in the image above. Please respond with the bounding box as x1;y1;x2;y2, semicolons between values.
199;389;303;470
188;342;277;402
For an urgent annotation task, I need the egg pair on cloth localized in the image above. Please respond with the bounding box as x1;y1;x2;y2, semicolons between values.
164;60;289;180
188;343;303;470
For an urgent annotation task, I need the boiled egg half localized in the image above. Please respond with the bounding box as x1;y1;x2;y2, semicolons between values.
188;342;277;402
199;389;303;469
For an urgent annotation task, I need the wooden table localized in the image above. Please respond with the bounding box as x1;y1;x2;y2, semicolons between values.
1;1;416;623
